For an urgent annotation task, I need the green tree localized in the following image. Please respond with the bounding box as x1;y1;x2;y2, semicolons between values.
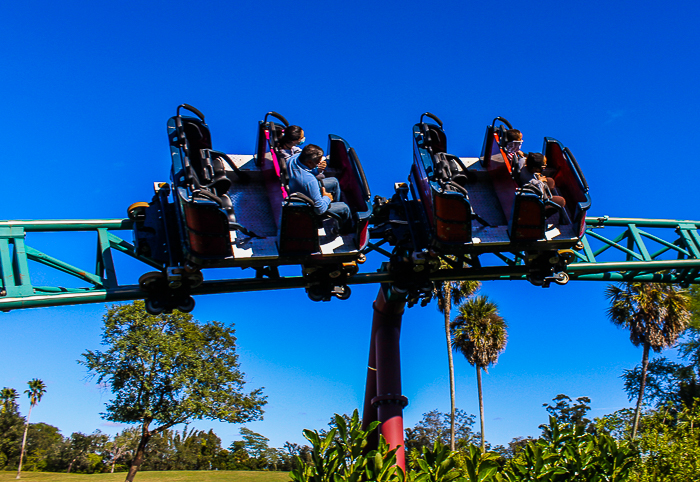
543;394;593;431
632;403;700;480
606;282;691;438
451;296;508;453
16;378;46;479
64;431;108;473
229;427;272;469
227;440;252;470
137;429;172;471
21;422;63;472
170;427;224;470
621;357;699;410
678;285;700;368
434;262;480;451
80;301;266;482
404;409;476;453
1;388;19;414
105;428;140;473
0;389;23;470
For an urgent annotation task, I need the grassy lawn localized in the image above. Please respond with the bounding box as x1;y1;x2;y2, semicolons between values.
0;471;291;482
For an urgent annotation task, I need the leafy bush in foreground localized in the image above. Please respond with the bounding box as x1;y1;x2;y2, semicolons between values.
293;413;638;481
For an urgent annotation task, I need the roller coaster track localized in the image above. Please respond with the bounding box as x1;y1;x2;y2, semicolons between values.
1;216;699;311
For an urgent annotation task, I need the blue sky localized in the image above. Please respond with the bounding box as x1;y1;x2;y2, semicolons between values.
1;0;700;451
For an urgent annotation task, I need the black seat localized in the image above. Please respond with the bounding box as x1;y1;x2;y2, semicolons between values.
176;118;238;224
420;124;447;155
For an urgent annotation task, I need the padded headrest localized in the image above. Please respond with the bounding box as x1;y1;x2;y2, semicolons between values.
427;127;447;154
183;120;212;150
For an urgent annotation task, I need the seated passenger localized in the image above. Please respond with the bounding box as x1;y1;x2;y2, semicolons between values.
504;129;525;163
288;144;352;233
518;152;566;214
277;125;327;179
276;125;305;162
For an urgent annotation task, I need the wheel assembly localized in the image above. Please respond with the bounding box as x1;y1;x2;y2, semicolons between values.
139;271;165;291
145;298;165;315
527;274;545;287
558;249;576;265
307;286;326;302
127;202;150;221
333;285;352;300
186;271;204;288
342;261;359;276
177;296;196;313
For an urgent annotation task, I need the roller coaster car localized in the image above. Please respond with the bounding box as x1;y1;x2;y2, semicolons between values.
130;105;372;306
408;113;591;285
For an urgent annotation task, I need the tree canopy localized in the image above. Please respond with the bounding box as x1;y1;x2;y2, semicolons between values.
80;301;266;481
606;282;690;438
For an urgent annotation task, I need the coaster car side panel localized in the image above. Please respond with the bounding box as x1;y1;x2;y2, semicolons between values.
410;123;475;250
410;135;435;228
166;113;233;263
327;135;372;250
543;138;591;237
256;118;287;229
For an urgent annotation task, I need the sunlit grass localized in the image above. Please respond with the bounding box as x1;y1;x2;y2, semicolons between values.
0;470;291;482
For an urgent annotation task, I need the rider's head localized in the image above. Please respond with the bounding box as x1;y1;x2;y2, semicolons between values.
299;144;324;169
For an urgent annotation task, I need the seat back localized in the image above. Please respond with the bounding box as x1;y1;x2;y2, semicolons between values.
509;192;546;241
174;117;233;196
255;120;290;229
544;138;591;236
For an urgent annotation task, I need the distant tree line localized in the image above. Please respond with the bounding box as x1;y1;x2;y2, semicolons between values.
0;406;305;474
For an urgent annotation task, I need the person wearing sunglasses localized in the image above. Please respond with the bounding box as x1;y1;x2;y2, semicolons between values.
276;125;306;163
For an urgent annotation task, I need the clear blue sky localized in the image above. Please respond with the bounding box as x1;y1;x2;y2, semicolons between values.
2;0;699;451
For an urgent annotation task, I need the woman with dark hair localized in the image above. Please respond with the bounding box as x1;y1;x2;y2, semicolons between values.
277;125;326;179
276;125;305;162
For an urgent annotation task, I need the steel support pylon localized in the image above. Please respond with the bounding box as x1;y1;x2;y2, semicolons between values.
362;283;409;471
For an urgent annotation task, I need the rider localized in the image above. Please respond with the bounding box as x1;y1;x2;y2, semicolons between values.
288;144;352;232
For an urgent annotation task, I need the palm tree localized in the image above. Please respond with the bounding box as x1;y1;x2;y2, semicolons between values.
1;387;19;413
451;296;507;453
434;259;480;451
606;282;690;438
16;378;46;479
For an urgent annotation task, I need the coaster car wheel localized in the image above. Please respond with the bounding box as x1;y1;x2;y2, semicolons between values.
186;271;204;288
527;274;545;287
127;202;150;221
333;285;352;300
145;298;165;315
553;272;570;285
558;249;576;265
139;271;165;291
342;261;359;276
176;296;196;313
307;286;326;302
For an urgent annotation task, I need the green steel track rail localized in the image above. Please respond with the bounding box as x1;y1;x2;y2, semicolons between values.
1;216;699;311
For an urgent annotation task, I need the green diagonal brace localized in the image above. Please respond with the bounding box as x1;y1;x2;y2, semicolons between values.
96;228;117;288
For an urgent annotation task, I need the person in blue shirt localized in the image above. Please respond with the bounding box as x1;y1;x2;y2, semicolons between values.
288;144;352;233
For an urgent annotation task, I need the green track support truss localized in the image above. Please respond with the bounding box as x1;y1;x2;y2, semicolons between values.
1;216;699;312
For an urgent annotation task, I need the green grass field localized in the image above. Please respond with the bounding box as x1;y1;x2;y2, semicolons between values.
0;471;291;482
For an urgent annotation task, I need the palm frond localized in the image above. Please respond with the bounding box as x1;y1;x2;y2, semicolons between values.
451;296;508;370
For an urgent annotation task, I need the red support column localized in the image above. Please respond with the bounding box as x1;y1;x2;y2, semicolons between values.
361;284;408;471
